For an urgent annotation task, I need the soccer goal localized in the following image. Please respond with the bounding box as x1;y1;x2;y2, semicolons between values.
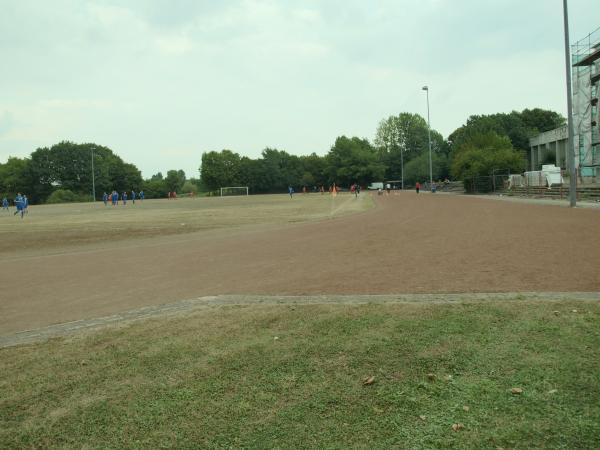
220;186;249;196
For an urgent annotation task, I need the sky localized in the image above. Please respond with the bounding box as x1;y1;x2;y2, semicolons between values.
0;0;598;178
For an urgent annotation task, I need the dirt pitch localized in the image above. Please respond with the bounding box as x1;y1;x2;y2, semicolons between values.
1;192;599;334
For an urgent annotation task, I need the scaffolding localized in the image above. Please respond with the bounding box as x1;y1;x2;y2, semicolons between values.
572;26;600;176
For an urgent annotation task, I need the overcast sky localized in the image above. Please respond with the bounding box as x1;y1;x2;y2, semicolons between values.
1;1;598;178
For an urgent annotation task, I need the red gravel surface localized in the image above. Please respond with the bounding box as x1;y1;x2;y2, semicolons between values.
1;193;599;334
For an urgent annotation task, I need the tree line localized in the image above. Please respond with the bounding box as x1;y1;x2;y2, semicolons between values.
0;141;197;204
200;108;565;194
0;108;565;203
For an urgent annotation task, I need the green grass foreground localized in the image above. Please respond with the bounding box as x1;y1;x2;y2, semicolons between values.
1;301;599;449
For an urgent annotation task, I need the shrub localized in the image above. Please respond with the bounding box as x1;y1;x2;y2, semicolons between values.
46;189;89;204
181;181;198;195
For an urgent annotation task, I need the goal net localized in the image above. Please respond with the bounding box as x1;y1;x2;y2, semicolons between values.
220;186;249;196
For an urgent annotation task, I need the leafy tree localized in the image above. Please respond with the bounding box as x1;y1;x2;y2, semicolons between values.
141;179;168;199
375;113;447;182
200;150;242;192
181;180;198;195
26;141;142;202
520;108;566;133
451;132;526;184
403;152;449;187
449;109;565;152
299;153;327;187
326;136;385;187
259;148;304;191
0;157;32;199
165;169;186;193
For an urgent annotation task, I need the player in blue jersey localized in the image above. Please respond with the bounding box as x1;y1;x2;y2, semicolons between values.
102;192;108;206
139;190;144;201
13;193;24;218
131;190;136;204
1;197;8;211
122;191;127;205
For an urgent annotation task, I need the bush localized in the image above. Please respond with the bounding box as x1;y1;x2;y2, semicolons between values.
181;181;198;195
46;189;89;204
141;179;168;199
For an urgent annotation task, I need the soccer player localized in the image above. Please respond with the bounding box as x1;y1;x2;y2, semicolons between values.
131;190;136;204
288;186;294;198
416;182;420;194
111;191;118;206
139;190;145;201
122;191;127;205
1;197;8;211
23;195;29;214
13;193;24;218
102;192;108;206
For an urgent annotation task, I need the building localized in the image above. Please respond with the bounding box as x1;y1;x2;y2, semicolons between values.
529;125;568;170
529;26;600;182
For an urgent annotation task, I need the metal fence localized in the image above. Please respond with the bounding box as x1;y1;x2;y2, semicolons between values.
464;174;511;194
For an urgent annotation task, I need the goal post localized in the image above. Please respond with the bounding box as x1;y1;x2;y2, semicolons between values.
220;186;249;197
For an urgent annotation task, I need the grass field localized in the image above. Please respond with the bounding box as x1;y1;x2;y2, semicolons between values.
1;299;599;449
0;193;372;255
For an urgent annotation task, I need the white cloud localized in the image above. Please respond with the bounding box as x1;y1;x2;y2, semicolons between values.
155;35;194;55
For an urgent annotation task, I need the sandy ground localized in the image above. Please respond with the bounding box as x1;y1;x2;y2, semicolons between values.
1;192;599;334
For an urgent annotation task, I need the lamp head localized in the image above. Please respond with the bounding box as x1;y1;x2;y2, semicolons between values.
422;86;428;91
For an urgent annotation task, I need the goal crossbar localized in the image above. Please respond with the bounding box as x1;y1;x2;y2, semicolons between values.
220;186;249;196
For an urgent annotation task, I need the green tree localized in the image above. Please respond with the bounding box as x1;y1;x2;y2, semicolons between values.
0;157;32;198
27;141;142;202
200;150;242;192
375;113;447;182
181;180;198;195
451;132;525;190
141;179;168;199
259;148;304;192
520;108;566;133
326;136;385;187
449;109;565;153
165;169;186;193
299;153;327;187
403;152;449;187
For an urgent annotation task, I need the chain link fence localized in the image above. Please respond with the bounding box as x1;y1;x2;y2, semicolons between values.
464;174;511;194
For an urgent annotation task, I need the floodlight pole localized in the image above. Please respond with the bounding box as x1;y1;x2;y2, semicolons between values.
398;127;404;190
400;144;404;190
563;0;577;207
422;86;433;186
91;146;96;202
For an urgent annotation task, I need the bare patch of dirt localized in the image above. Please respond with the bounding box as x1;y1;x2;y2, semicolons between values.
1;193;599;335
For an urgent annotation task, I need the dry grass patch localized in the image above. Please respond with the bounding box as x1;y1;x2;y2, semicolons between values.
0;193;372;255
